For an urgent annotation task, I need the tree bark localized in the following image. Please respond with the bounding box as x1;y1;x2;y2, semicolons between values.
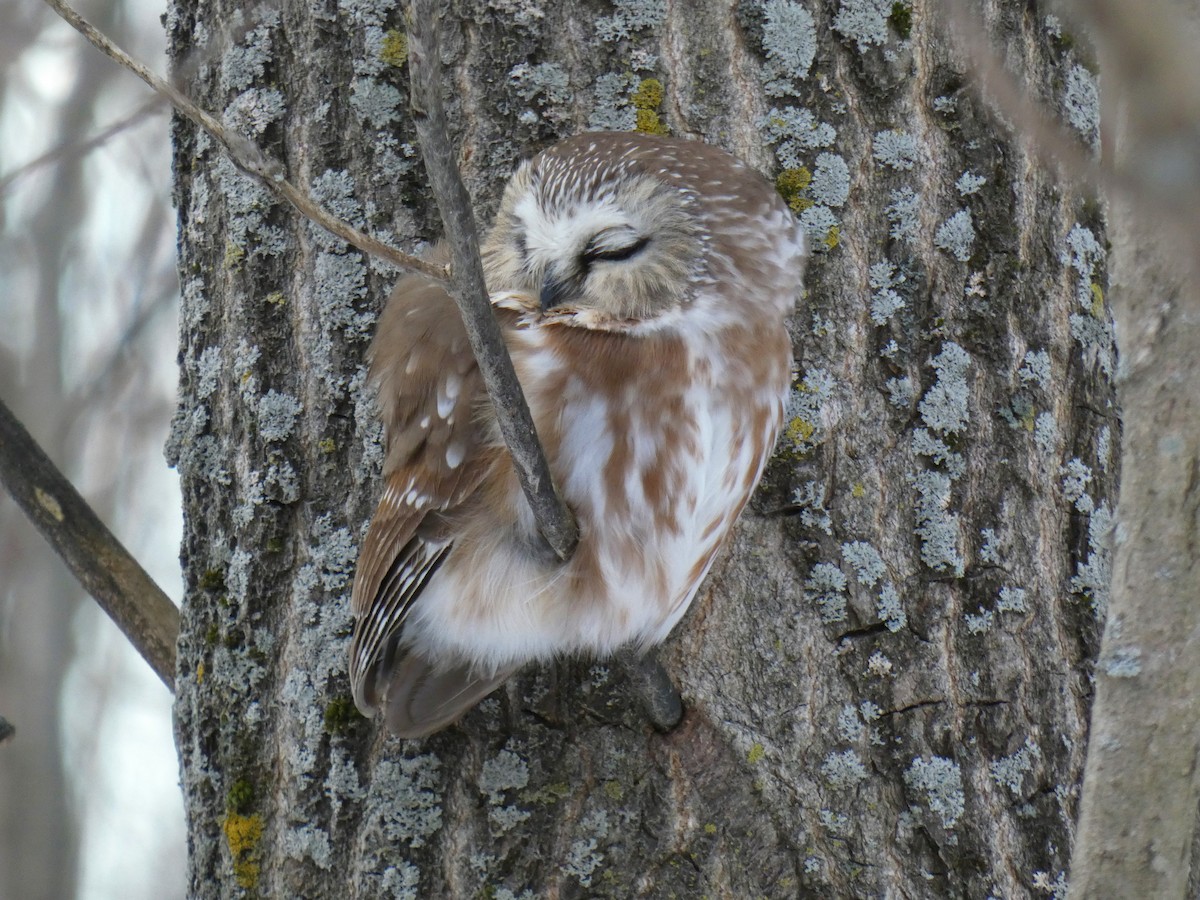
167;1;1115;896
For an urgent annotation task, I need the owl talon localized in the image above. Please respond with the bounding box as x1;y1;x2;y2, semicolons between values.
619;650;683;732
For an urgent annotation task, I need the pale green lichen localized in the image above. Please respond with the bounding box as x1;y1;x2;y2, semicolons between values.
935;209;975;261
990;738;1040;794
886;187;920;243
955;171;987;195
867;652;893;676
223;87;285;136
1034;412;1058;457
997;586;1028;613
789;481;832;534
919;342;971;435
784;368;834;454
1061;458;1095;513
873;129;920;170
561;810;609;886
910;470;964;576
806;562;849;623
821;750;869;788
870;261;906;324
1063;65;1100;145
904;756;965;828
809;153;850;207
877;582;906;631
1018;350;1052;389
257;389;301;443
762;0;817;86
1071;502;1113;616
479;748;532;833
595;0;666;41
912;428;964;479
834;0;894;52
763;106;836;167
588;72;638;131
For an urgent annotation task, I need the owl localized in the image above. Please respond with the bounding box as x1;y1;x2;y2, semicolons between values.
350;132;808;737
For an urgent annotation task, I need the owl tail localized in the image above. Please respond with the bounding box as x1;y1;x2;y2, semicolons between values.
379;652;518;738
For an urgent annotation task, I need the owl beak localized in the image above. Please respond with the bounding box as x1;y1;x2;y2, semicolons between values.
540;274;570;312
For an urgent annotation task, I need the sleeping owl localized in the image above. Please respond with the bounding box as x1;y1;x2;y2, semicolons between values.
350;132;808;737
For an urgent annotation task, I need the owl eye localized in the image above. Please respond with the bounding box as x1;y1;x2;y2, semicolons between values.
582;235;649;264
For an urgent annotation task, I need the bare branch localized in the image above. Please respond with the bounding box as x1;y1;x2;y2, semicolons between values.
0;97;165;196
0;395;179;690
405;2;579;562
0;717;12;745
40;0;448;281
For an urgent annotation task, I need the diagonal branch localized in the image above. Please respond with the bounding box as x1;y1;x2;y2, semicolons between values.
0;395;179;690
405;2;579;561
43;0;580;565
0;96;165;196
40;0;447;281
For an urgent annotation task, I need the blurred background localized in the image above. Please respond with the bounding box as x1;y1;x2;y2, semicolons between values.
0;1;186;897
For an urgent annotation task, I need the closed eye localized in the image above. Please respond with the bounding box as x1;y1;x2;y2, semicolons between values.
582;235;649;264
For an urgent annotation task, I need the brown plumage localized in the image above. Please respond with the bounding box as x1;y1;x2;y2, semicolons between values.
350;133;808;737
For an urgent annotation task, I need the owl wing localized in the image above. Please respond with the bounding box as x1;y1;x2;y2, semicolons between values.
349;259;518;735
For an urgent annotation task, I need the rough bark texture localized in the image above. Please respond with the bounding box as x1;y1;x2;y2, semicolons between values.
166;1;1116;896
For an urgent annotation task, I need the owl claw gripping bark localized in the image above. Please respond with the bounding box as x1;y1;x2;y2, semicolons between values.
349;133;809;738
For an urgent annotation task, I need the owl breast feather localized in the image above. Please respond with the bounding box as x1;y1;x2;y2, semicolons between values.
400;307;791;674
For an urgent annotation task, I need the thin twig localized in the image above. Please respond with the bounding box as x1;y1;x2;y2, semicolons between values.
0;395;179;690
405;2;579;562
0;716;13;744
40;0;447;281
0;97;165;196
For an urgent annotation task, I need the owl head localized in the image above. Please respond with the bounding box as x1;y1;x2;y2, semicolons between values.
481;134;718;328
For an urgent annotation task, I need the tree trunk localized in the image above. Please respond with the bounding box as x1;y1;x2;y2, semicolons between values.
166;1;1115;896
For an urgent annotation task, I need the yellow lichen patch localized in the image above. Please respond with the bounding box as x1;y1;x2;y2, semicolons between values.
198;569;225;591
1020;407;1037;432
380;30;409;67
703;823;718;834
785;417;815;444
1089;282;1105;317
196;661;206;683
889;2;913;38
223;241;245;270
317;437;336;454
603;780;624;802
851;482;866;499
747;743;765;764
774;167;813;213
632;78;669;135
264;291;286;307
223;812;264;889
823;225;841;249
35;487;64;522
521;781;571;805
323;697;358;734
